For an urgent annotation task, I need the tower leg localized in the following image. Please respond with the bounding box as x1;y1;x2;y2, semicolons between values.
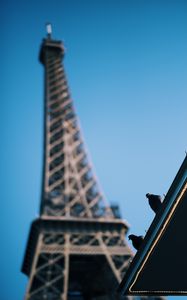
24;232;68;300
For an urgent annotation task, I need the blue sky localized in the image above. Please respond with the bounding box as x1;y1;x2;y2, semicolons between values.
1;1;187;299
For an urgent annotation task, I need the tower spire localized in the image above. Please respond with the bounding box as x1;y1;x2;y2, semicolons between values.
46;22;52;39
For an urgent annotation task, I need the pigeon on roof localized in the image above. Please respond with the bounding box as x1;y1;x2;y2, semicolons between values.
146;193;162;214
128;234;144;250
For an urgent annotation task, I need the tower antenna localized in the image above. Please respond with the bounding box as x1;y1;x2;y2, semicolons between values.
46;22;52;39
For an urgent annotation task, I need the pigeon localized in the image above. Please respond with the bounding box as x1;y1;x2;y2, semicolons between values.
146;193;162;213
128;234;144;250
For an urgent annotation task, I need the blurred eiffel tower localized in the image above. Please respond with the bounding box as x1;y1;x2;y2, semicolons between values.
22;25;164;300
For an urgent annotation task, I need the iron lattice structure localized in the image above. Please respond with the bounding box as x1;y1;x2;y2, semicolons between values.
22;29;163;300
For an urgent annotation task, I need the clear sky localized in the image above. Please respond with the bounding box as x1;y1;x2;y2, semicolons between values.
1;1;187;299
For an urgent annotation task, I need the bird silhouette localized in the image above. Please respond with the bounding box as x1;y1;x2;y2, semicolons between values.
146;193;162;213
128;234;144;250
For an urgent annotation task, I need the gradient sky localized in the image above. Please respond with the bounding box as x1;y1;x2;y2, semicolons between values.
1;1;187;299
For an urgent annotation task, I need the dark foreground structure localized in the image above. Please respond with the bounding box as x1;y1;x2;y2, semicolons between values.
22;27;165;300
119;156;187;297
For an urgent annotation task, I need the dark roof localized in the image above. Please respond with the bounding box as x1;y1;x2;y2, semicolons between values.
118;155;187;296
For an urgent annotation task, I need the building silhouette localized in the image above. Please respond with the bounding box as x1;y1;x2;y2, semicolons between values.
22;27;164;300
119;156;187;297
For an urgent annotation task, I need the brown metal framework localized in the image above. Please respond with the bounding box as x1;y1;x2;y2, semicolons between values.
22;29;163;300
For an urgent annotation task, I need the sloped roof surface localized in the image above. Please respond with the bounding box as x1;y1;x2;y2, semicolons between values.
119;156;187;296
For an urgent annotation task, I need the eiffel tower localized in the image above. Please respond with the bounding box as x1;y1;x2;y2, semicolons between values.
22;25;161;300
